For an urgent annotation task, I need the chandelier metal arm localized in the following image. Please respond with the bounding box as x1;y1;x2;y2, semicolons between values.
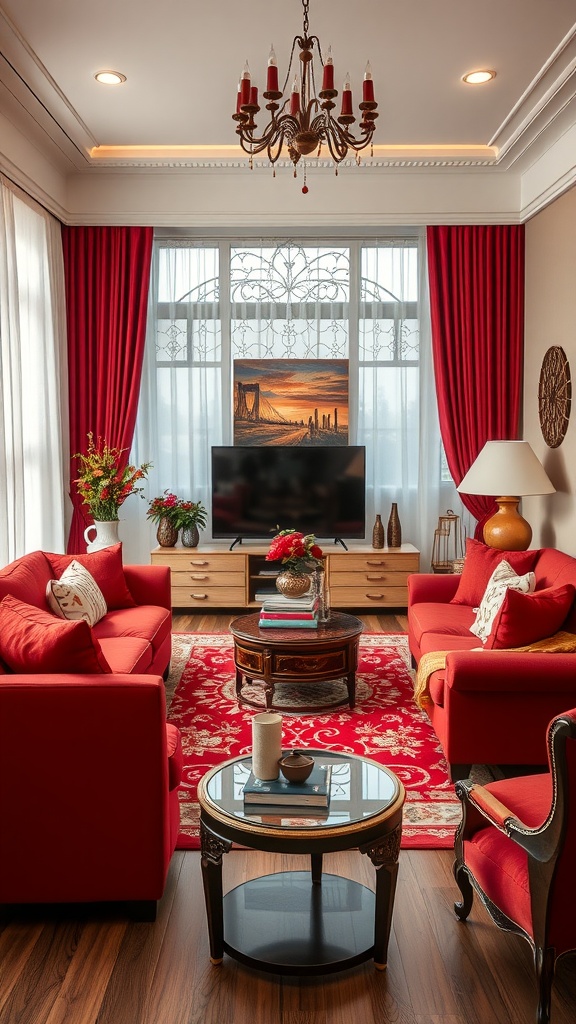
236;114;300;158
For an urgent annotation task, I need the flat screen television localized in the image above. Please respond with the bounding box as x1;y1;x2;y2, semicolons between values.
211;445;366;544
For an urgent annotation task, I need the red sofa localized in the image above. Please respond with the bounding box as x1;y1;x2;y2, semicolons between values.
0;545;181;918
408;543;576;781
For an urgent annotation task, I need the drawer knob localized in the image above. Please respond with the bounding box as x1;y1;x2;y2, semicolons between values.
366;559;385;566
190;574;209;581
190;593;208;600
366;593;384;600
190;560;209;566
366;574;385;581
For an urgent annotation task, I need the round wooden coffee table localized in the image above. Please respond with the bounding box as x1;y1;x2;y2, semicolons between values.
198;749;406;975
230;611;364;712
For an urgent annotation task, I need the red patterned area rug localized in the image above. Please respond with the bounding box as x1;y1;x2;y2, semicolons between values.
166;633;461;850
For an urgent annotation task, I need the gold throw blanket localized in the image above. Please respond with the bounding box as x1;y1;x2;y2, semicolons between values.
414;631;576;709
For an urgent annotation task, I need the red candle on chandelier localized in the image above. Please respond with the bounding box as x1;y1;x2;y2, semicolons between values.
322;46;334;90
240;61;251;106
341;73;353;115
363;61;374;102
250;86;258;106
267;45;279;92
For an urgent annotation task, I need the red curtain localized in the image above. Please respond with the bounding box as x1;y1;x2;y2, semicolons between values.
426;225;525;538
62;226;154;552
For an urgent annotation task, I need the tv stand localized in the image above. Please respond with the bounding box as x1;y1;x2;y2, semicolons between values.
151;543;420;611
334;537;348;550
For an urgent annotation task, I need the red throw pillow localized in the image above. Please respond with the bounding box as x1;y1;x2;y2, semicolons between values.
485;584;576;650
450;538;540;607
47;543;135;610
0;595;111;673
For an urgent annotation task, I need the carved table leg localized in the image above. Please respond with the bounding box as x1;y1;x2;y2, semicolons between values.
360;822;402;970
200;819;232;964
235;667;243;702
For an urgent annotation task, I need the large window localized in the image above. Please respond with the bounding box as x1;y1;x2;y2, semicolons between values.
130;233;453;565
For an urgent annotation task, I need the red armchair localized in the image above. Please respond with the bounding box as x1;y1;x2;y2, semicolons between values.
0;674;182;919
453;708;576;1024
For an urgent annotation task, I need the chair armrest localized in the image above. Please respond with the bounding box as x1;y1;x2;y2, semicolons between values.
408;572;460;605
445;650;576;693
467;783;529;829
124;564;171;611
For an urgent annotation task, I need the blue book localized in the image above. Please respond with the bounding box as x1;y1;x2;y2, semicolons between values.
258;617;318;628
243;764;332;806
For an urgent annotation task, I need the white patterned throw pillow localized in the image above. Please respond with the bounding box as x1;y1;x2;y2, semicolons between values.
46;560;107;627
469;559;536;643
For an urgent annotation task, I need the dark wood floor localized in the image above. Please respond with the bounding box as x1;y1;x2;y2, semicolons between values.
2;611;575;1024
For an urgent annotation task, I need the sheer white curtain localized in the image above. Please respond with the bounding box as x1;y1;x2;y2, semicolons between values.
129;233;458;567
0;177;69;565
357;233;460;569
124;243;222;563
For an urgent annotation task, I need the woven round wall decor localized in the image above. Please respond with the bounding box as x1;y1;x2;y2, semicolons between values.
538;345;571;448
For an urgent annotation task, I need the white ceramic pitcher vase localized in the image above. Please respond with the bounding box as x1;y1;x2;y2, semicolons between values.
83;520;120;552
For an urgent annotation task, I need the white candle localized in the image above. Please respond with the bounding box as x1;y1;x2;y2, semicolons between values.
251;712;282;780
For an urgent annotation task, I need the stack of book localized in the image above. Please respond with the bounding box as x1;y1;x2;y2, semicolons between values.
243;763;332;810
258;591;319;628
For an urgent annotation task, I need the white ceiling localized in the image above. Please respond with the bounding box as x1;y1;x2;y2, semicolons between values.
1;0;575;168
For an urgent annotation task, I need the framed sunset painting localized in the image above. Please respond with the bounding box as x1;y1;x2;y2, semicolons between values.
233;359;349;446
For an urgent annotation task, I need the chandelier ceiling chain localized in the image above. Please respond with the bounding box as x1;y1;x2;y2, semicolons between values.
232;0;378;193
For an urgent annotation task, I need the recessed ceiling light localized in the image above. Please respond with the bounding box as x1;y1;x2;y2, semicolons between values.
94;70;126;85
462;70;496;85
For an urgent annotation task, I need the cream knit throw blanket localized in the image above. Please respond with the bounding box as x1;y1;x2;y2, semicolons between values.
414;631;576;709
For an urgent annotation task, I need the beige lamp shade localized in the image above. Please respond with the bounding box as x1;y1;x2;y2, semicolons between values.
458;441;555;550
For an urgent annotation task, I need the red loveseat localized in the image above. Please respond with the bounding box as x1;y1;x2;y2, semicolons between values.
408;541;576;781
0;545;181;918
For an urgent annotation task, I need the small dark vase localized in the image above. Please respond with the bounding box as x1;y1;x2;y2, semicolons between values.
387;503;402;548
156;517;178;548
372;514;384;549
181;524;200;548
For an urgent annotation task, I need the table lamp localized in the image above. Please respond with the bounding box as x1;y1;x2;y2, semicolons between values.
457;440;555;550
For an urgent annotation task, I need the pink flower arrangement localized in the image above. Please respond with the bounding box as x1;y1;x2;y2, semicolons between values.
266;529;323;573
146;491;180;526
146;491;207;531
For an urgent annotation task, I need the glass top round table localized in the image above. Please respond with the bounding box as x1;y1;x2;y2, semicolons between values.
200;748;401;833
197;749;406;975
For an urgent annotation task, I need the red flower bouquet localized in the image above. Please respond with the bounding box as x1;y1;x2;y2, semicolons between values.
266;529;324;573
74;433;151;522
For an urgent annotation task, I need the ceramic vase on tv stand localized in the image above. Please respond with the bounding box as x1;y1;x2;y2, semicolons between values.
156;517;178;548
387;503;402;548
181;525;199;548
372;514;384;549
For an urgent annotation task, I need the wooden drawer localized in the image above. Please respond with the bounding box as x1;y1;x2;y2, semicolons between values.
330;570;411;587
171;570;245;588
171;585;246;606
152;551;242;573
329;553;419;573
330;585;409;607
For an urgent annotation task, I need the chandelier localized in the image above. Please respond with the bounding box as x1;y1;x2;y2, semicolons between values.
232;0;378;192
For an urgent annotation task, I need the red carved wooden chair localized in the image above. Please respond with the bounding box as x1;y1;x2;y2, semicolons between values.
453;707;576;1024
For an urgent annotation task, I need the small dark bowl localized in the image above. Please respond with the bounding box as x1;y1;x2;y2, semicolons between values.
278;750;315;783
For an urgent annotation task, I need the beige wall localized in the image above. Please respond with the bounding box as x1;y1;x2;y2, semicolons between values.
523;185;576;554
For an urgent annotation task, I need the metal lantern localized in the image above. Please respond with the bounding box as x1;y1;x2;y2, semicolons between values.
431;510;465;574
